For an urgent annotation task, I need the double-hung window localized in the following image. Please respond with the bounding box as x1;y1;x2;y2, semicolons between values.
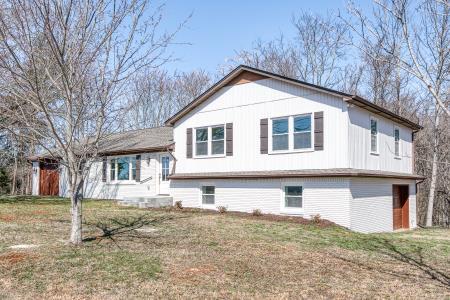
283;186;303;212
370;117;378;153
211;126;225;155
195;125;225;157
394;127;400;157
293;115;312;149
196;128;208;156
271;114;312;152
202;186;215;205
110;156;137;182
272;118;289;151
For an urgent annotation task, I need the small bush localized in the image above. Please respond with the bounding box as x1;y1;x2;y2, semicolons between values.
252;209;262;216
217;206;227;214
174;201;183;210
311;214;322;224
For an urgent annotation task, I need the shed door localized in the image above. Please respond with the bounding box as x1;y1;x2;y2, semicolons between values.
393;185;409;230
39;162;59;196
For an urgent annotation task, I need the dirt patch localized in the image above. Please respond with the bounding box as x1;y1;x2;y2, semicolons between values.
0;252;37;266
171;264;218;282
0;214;16;222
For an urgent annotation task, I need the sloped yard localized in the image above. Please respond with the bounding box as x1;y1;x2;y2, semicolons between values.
0;196;449;299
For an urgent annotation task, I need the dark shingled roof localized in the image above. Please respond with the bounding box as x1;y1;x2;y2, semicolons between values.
98;126;173;155
169;168;424;180
29;126;173;160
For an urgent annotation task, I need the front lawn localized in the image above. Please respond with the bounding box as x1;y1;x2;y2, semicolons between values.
0;196;449;298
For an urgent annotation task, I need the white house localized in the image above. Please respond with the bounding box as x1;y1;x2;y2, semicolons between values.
31;65;424;233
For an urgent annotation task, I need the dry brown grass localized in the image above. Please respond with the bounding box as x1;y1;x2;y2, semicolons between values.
0;196;449;299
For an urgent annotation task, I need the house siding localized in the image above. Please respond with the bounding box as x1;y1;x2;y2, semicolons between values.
350;178;417;233
171;177;352;228
173;78;350;173
348;106;413;173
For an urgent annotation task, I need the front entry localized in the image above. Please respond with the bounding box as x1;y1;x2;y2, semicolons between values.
158;154;170;195
39;161;59;196
393;185;409;230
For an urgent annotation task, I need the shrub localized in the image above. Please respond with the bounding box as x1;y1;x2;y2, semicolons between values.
311;214;322;224
217;206;227;214
174;201;183;210
252;209;262;216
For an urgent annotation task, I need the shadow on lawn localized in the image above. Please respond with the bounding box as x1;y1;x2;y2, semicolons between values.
83;214;177;246
332;237;450;289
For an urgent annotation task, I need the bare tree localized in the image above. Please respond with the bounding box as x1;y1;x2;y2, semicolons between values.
126;68;210;129
0;0;185;243
344;0;450;226
229;11;354;89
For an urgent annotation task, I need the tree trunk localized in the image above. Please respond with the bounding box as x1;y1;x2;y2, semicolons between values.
11;154;17;195
426;112;440;227
70;190;83;244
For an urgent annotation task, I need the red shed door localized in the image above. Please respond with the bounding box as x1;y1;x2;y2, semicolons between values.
39;162;59;196
393;185;409;230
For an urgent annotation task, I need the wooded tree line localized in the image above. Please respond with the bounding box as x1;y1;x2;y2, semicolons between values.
0;0;447;244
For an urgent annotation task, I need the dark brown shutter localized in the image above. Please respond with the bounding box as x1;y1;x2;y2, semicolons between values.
186;128;193;158
102;157;107;182
260;118;268;154
314;111;324;151
135;155;141;182
226;123;233;156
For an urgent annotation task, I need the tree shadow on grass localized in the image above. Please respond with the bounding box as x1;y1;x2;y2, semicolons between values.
0;196;69;205
331;237;450;289
82;214;186;247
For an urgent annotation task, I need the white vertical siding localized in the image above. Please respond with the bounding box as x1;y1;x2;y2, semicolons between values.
173;78;350;173
31;161;40;196
348;106;413;173
58;152;171;200
171;177;352;228
350;178;417;233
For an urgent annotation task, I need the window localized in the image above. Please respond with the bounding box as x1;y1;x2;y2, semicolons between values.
196;128;208;156
272;118;289;151
394;127;400;157
117;157;130;180
370;118;378;153
109;156;137;182
211;126;225;155
293;115;311;149
161;156;169;181
284;186;303;208
195;125;225;157
202;186;215;205
271;114;312;152
110;159;116;181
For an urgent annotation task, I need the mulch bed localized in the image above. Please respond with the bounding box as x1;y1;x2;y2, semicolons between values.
143;206;336;227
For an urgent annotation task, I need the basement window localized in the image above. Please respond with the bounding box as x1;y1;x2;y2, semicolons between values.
202;186;215;205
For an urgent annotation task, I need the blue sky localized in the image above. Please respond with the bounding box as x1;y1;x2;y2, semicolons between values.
159;0;372;74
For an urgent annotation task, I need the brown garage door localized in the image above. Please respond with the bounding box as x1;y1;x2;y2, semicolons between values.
393;185;409;230
39;162;59;196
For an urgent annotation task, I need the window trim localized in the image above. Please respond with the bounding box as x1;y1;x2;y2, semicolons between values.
108;155;137;184
269;114;314;154
280;183;304;214
199;184;216;208
370;116;379;155
394;126;401;159
193;124;226;158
